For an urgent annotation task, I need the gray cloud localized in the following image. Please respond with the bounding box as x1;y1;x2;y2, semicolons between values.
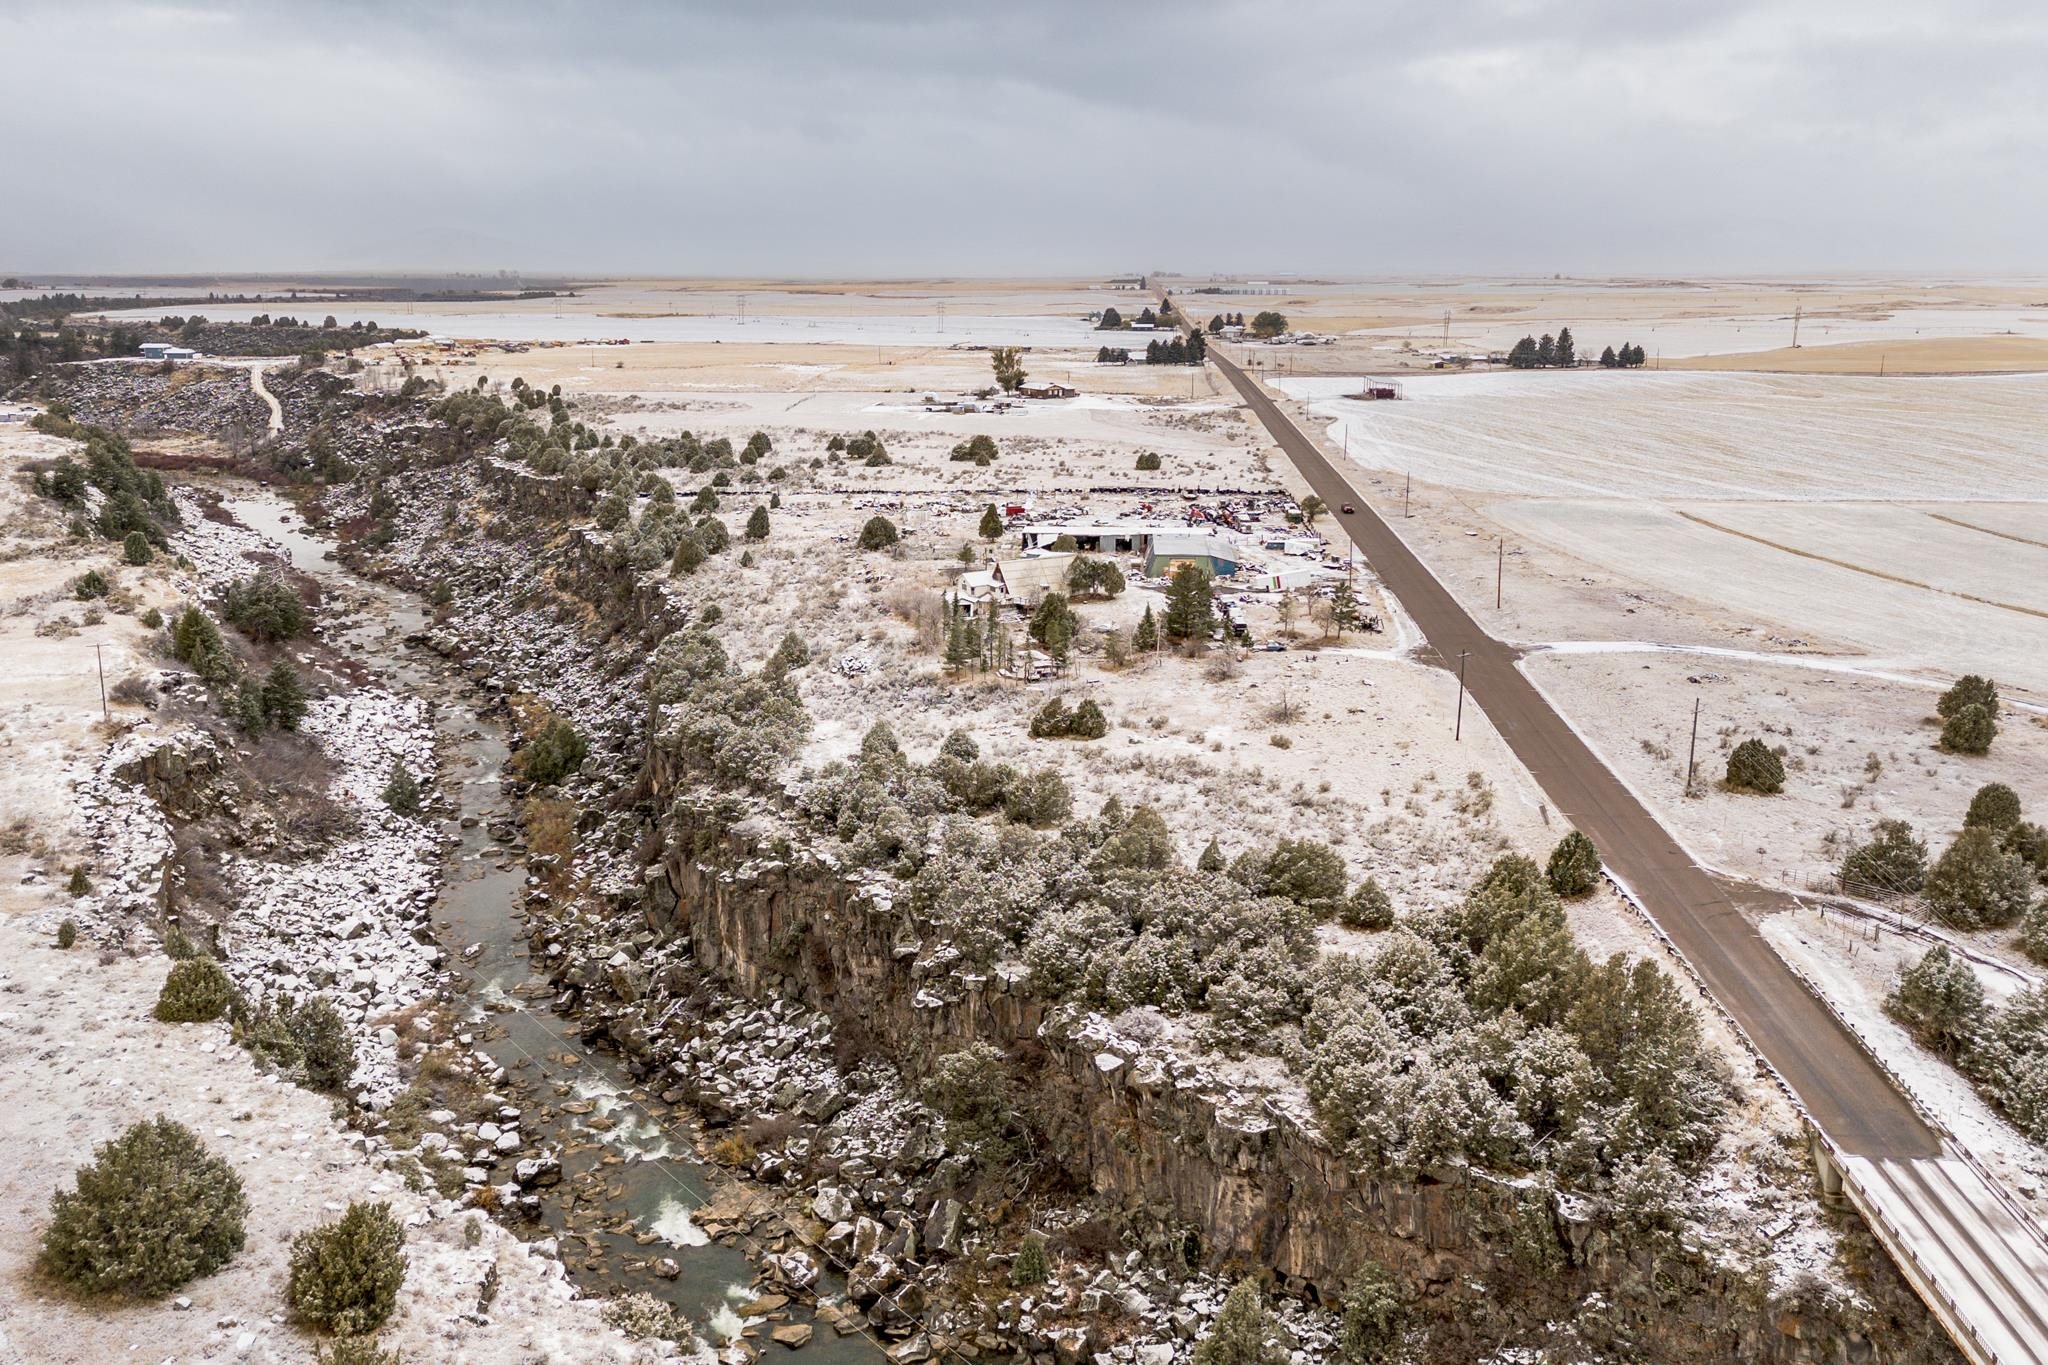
3;0;2043;275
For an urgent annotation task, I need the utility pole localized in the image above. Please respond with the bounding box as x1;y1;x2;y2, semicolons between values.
1685;695;1701;796
1495;540;1503;609
737;292;748;327
1455;650;1470;740
1404;472;1411;518
94;643;108;721
1442;308;1450;347
1791;304;1801;349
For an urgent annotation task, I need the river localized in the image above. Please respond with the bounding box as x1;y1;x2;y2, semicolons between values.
213;485;877;1362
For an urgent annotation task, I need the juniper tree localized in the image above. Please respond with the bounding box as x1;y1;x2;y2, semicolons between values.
38;1117;247;1297
1546;830;1601;898
1724;738;1784;793
1197;837;1226;873
1885;945;1985;1059
857;515;899;551
1925;827;2034;928
287;1202;406;1335
123;530;152;564
1839;818;1928;895
746;505;770;540
1343;876;1395;930
1938;674;1999;723
978;505;1004;541
1942;704;1997;755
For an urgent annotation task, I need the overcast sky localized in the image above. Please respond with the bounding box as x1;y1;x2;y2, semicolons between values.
5;0;2044;277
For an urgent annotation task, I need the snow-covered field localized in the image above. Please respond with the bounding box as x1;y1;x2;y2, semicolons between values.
1278;371;2048;501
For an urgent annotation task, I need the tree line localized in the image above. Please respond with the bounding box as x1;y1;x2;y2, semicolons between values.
1505;327;1646;369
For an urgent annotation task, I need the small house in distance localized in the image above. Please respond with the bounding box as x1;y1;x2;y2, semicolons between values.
1016;378;1077;399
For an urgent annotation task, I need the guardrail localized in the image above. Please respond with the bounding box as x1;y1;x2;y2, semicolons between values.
1601;867;2040;1365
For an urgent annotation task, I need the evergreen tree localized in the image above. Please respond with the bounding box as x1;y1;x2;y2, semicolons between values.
1506;336;1538;368
1725;738;1784;793
745;505;770;540
382;764;422;817
1164;563;1214;641
1097;307;1124;330
978;505;1004;541
1208;314;1225;333
287;1202;406;1335
857;516;899;551
1941;703;1997;755
1885;945;1985;1059
1545;830;1601;897
1938;674;2000;723
1965;782;2023;833
1599;345;1618;368
1194;1279;1289;1365
1535;333;1556;366
1197;837;1226;873
1840;818;1928;895
1554;327;1576;367
1133;603;1159;653
1925;827;2034;928
260;663;308;731
37;1117;247;1297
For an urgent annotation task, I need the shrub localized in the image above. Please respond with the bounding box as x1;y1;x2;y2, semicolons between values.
1136;451;1162;472
1724;738;1784;794
1545;830;1601;898
74;569;110;600
382;764;422;817
670;532;707;575
1925;827;2034;929
1941;703;1996;755
1028;696;1108;740
287;1202;406;1336
37;1117;247;1297
1197;837;1226;873
155;957;235;1023
857;515;899;551
1885;946;1984;1059
163;924;199;960
57;918;78;949
171;606;232;681
1194;1278;1290;1365
603;1291;692;1340
1971;987;2048;1143
1964;782;2022;833
1010;1233;1051;1286
746;505;770;540
1250;838;1348;917
1342;877;1394;930
2004;821;2048;877
67;864;92;895
141;606;163;629
940;729;980;763
2018;902;2048;968
123;531;153;565
296;997;358;1093
1003;768;1072;827
1938;674;1999;723
1840;818;1929;896
519;718;587;787
221;571;308;643
923;1042;1020;1166
319;1339;402;1365
950;434;999;465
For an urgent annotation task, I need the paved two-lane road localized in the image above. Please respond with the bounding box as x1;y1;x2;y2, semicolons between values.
1201;341;2048;1362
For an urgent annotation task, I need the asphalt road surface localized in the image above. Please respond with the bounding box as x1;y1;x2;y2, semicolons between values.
1204;345;1938;1158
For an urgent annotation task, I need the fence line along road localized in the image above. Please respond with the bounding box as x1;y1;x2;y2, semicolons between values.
1192;331;2048;1365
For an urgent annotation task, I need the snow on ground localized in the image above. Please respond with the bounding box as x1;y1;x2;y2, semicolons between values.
222;689;443;1103
0;913;658;1365
1276;370;2048;502
173;486;281;587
